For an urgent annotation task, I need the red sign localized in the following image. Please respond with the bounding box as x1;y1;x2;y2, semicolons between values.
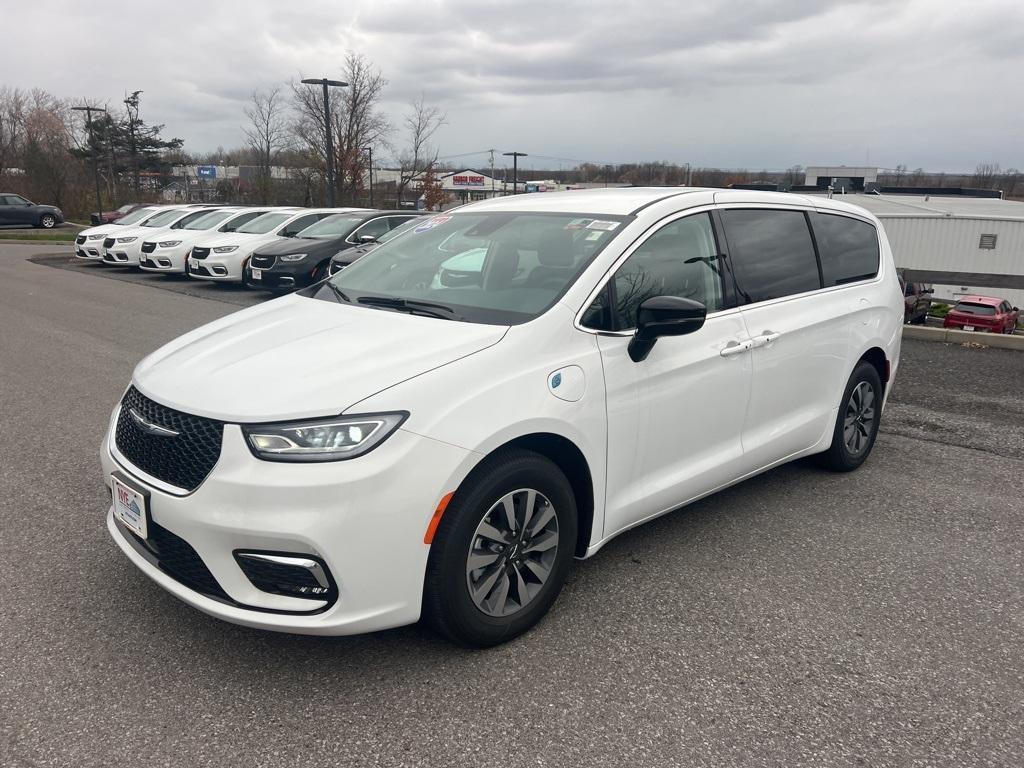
451;174;485;186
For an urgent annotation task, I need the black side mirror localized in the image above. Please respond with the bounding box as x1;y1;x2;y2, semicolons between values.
1014;307;1020;312
628;296;706;362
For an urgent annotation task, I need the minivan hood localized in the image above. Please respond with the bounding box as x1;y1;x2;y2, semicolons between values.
255;236;342;257
133;294;508;422
195;231;274;248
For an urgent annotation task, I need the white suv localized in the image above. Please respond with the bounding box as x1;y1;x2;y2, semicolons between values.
101;207;219;266
138;208;284;274
187;208;359;283
102;188;903;646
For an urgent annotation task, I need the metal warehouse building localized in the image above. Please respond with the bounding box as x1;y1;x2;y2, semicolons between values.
818;193;1024;308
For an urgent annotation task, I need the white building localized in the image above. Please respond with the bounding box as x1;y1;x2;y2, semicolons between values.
827;193;1024;307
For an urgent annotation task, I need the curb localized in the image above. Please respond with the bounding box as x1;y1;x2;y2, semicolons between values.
903;324;1024;350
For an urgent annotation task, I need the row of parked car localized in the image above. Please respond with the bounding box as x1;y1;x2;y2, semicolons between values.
74;204;427;291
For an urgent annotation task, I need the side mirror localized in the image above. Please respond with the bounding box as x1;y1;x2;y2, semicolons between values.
628;296;706;362
1014;307;1020;312
358;234;378;244
924;288;935;294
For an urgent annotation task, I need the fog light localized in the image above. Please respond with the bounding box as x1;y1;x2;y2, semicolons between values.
234;551;336;601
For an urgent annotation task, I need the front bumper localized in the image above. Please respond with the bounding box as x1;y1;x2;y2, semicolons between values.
75;239;106;260
188;253;247;282
139;245;190;273
102;239;145;266
243;261;321;291
101;408;477;635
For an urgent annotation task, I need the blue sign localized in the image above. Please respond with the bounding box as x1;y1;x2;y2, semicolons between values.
197;165;217;179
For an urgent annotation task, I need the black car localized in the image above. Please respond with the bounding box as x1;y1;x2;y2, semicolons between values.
244;210;424;292
327;215;428;275
0;193;64;228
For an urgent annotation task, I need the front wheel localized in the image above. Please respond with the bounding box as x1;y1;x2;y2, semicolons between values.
423;449;577;647
39;214;56;229
816;361;883;472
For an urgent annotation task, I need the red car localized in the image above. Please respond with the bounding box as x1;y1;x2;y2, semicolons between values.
943;295;1019;334
90;203;144;225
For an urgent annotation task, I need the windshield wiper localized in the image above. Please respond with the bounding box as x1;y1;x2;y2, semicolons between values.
356;295;462;320
324;282;351;303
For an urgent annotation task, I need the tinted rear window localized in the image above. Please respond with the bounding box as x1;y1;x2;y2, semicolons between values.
811;212;879;286
953;302;996;316
720;209;821;303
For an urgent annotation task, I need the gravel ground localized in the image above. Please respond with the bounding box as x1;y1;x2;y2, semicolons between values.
1;244;1022;768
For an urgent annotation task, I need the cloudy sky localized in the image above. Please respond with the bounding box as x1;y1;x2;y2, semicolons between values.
5;0;1023;172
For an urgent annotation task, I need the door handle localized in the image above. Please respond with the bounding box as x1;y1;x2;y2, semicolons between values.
720;339;753;357
750;331;781;348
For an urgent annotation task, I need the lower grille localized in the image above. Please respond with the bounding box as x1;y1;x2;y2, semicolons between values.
250;254;275;269
235;553;335;600
114;386;224;492
191;246;210;260
141;241;156;253
133;520;230;601
103;237;115;249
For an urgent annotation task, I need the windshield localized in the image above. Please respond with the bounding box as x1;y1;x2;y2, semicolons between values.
236;212;291;234
297;214;367;239
954;302;996;316
143;209;186;227
183;209;238;230
114;207;157;226
375;217;421;244
317;211;629;324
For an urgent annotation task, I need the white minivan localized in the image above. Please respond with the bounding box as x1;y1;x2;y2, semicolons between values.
102;188;903;646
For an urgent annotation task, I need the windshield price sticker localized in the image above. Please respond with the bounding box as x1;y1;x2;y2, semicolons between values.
585;220;620;231
414;215;452;233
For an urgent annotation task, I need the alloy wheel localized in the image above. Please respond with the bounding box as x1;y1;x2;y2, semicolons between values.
465;488;559;617
843;381;876;456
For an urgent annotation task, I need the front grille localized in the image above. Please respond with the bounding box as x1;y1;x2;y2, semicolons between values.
127;520;230;601
250;254;275;269
115;386;224;491
103;237;115;249
191;246;210;260
75;235;86;245
141;241;156;253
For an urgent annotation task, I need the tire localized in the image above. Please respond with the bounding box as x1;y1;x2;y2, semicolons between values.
816;361;883;472
423;449;577;647
39;214;56;229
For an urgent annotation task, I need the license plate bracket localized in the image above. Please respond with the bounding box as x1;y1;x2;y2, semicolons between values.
112;471;150;540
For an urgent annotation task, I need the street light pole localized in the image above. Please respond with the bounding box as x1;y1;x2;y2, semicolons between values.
364;146;374;207
72;104;107;220
301;77;348;206
502;151;527;195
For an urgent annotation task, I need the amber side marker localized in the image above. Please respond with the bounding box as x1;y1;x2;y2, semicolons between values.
423;492;455;545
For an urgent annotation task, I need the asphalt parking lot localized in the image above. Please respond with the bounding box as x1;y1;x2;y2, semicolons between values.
2;243;1022;767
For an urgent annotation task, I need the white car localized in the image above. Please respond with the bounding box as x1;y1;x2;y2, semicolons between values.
102;188;903;646
137;208;285;274
101;207;227;266
187;208;360;283
74;206;162;260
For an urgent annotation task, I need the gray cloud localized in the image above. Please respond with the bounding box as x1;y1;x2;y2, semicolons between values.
2;0;1022;171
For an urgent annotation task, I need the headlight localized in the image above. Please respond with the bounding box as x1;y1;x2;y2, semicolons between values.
279;253;307;262
213;245;238;253
87;233;105;240
242;412;407;462
115;236;137;243
157;240;182;248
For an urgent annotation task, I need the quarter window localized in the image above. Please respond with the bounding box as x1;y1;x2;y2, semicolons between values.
811;212;879;286
720;209;821;303
583;213;723;331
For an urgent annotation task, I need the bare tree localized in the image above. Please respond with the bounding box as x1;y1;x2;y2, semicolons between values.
0;86;27;179
396;94;446;205
291;53;391;205
973;163;1001;189
243;85;289;203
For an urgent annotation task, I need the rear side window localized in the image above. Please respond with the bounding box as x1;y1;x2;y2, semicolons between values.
953;302;996;316
811;213;879;286
720;209;821;303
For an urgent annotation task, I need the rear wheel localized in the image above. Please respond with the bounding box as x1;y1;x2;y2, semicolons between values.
39;214;56;229
816;361;883;472
424;449;577;647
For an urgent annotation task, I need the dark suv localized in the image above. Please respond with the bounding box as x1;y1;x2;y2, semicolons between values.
244;210;423;292
0;193;64;228
901;279;933;324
